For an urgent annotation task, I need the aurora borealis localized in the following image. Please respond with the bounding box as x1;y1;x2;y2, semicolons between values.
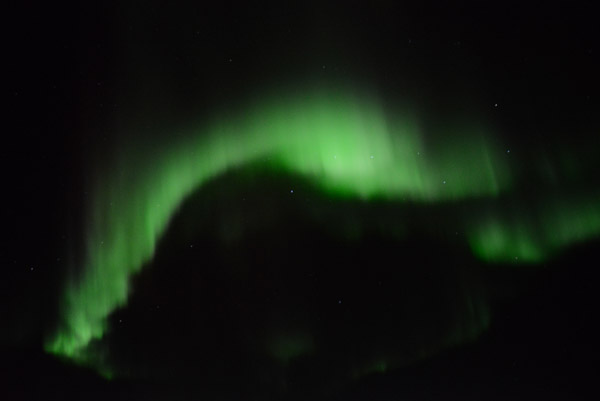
45;85;599;374
6;1;599;399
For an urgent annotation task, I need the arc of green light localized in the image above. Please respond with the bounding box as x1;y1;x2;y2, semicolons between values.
45;87;600;373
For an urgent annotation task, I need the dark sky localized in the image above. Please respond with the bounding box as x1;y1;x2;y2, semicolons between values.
3;1;599;400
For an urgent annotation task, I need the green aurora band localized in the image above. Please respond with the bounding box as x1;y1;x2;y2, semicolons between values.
46;87;600;375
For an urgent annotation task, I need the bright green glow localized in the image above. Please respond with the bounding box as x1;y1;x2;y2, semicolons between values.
45;85;600;376
468;195;600;263
469;219;547;263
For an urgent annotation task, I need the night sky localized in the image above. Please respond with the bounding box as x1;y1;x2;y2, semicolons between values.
3;1;599;400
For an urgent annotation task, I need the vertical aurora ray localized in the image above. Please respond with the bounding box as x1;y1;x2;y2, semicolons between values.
46;87;600;376
468;193;600;263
